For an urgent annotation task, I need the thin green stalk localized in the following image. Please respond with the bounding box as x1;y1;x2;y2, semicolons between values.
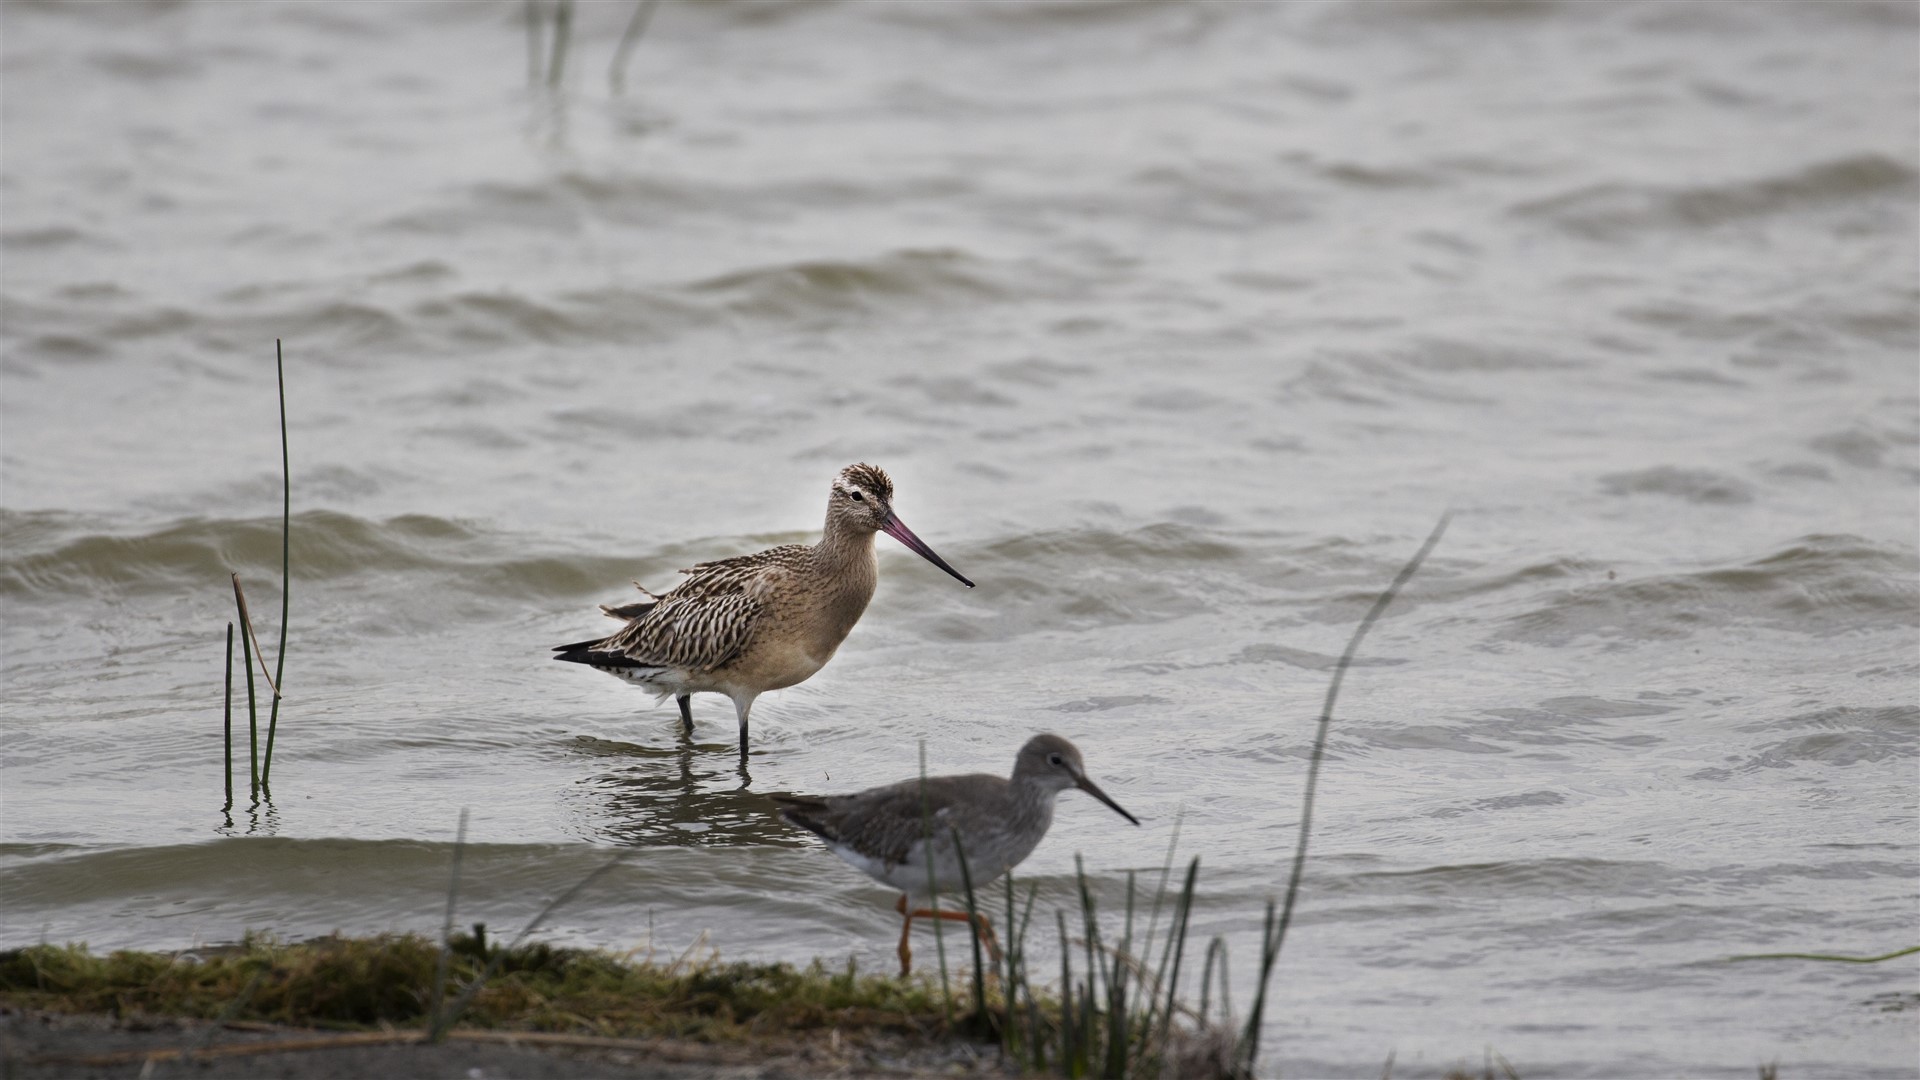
608;0;660;93
524;0;544;82
917;743;951;1023
190;970;265;1058
1057;909;1075;1075
1137;811;1183;995
1074;855;1107;1005
428;808;469;1039
546;0;574;88
1002;872;1018;1027
431;850;625;1039
1008;876;1041;1071
229;576;278;697
262;340;289;790
1242;512;1452;1071
949;828;988;1028
1151;858;1200;1067
1074;859;1100;1077
1197;935;1230;1028
1106;870;1135;1078
222;622;234;810
234;579;258;796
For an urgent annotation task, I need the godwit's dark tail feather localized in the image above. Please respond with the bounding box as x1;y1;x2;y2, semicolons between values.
599;599;657;621
551;640;641;667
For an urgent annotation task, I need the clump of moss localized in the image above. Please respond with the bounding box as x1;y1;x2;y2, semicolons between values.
0;932;955;1046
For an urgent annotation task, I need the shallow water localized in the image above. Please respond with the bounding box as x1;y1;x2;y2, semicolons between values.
3;2;1917;1076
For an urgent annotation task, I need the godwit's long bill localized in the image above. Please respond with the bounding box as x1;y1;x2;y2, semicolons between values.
552;464;972;752
774;734;1139;975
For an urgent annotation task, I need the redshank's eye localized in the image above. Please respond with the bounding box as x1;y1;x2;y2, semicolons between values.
850;491;864;502
1048;753;1063;766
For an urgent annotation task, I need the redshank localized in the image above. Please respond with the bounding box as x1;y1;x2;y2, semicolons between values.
774;734;1139;974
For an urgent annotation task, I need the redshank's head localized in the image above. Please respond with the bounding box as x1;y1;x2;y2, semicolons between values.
829;463;974;588
1013;734;1140;826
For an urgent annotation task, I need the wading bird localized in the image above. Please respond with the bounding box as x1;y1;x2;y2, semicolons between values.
553;464;973;751
774;734;1139;974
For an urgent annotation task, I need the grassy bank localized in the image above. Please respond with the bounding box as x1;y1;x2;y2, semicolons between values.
0;932;1236;1077
2;933;953;1043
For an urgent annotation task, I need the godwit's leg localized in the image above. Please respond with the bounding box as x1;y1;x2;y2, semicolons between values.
729;693;757;755
906;907;1002;965
675;694;693;736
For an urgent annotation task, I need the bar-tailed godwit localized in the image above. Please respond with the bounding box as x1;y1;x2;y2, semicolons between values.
774;733;1139;974
553;464;972;751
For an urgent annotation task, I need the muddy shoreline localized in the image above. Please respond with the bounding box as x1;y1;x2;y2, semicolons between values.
2;1006;1014;1079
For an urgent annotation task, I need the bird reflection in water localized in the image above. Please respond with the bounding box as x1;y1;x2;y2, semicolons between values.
570;734;803;849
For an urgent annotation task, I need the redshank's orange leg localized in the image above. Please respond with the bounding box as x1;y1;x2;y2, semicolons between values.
894;897;1002;976
906;907;1002;966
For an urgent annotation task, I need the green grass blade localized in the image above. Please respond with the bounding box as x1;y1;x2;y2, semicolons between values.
1152;857;1200;1064
949;827;988;1027
918;742;952;1024
233;577;258;797
432;850;625;1039
546;0;573;88
428;808;469;1040
1245;513;1451;1070
608;0;660;93
1057;909;1075;1076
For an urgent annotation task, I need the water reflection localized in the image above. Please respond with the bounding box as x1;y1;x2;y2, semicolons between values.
571;736;804;849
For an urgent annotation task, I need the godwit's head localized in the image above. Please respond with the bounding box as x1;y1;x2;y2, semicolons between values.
828;463;974;588
1012;734;1140;825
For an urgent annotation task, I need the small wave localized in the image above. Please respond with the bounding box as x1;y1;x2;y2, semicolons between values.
0;508;835;627
1512;154;1919;239
869;522;1240;642
0;509;456;601
1499;534;1920;644
683;248;1009;320
1345;0;1560;22
0;225;114;251
87;49;200;82
1427;789;1566;820
1332;857;1677;900
1598;466;1755;505
1735;705;1918;768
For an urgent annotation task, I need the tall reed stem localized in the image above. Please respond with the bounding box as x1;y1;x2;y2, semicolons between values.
262;340;289;790
609;0;660;93
431;850;625;1040
917;743;952;1022
223;622;234;810
949;828;988;1025
1240;512;1452;1070
237;589;258;796
547;0;574;88
428;808;469;1039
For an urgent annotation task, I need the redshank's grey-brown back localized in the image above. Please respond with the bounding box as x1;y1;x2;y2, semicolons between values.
775;734;1139;974
552;464;972;751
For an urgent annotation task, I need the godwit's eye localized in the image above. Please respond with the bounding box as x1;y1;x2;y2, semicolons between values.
850;491;864;502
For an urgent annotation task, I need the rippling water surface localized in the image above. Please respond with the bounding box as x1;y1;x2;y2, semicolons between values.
4;2;1917;1076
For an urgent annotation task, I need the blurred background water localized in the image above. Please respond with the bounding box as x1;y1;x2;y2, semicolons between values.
2;2;1916;1076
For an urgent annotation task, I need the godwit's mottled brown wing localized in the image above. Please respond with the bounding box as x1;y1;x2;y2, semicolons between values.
566;544;809;673
775;774;1001;868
